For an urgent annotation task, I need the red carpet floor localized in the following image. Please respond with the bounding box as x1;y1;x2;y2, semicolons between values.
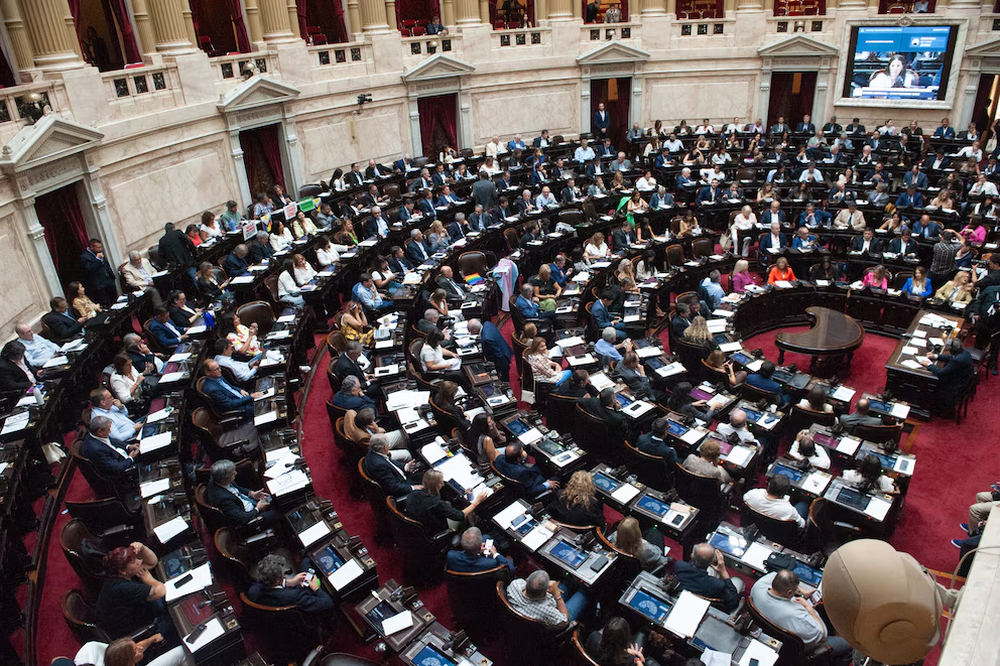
29;318;990;665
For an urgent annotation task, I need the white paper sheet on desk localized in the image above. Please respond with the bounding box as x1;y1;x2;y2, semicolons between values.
276;314;296;323
521;524;554;552
738;639;779;666
865;496;893;521
635;346;662;359
264;455;297;479
893;456;915;475
706;394;730;409
256;386;276;400
624;315;642;323
159;371;185;384
657;362;686;378
140;478;170;498
891;403;910;419
556;306;574;314
718;342;743;353
154;515;189;543
254;410;278;426
589;372;615;391
265;446;293;463
901;345;920;356
573;272;592;283
562;287;581;297
43;355;69;368
2;411;30;434
183;617;224;652
168;350;194;363
774;280;793;289
422;440;449;465
592;261;612;269
815;279;830;286
60;338;87;352
494;502;527;530
680;428;706;446
802;471;832;494
912;329;927;338
700;649;733;666
556;335;585;348
741;542;776;571
725;445;754;468
712;309;735;318
382;610;414;635
374;364;400;377
187;325;207;335
707;319;728;333
901;359;923;370
328;558;364;590
386;390;430;411
267;329;291;340
139;432;172;454
165;562;212;602
437;454;481;491
249;264;269;272
611;483;641;504
267;469;309;495
297;520;331;548
516;427;544;447
16;395;36;407
831;386;856;402
836;435;861;455
568;354;596;366
664;591;710;638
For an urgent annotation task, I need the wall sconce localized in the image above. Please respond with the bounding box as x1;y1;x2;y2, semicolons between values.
427;39;439;53
21;92;46;125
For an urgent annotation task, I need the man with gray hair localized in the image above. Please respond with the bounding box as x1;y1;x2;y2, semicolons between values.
447;212;470;242
247;230;273;264
247;553;334;612
14;322;59;367
363;433;420;497
417;308;449;340
123;332;163;374
594;327;632;367
80;415;137;481
506;569;589;626
407;228;431;264
332;340;382;400
204;458;280;528
121;250;163;306
700;269;725;311
446;526;514;573
468;317;512;382
332;374;374;411
223;243;250;278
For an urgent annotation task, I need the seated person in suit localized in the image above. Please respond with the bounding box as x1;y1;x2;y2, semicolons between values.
671;302;693;338
332;375;375;411
90;387;143;445
345;407;409;460
747;361;791;407
201;358;263;421
515;284;555;322
616;350;662;402
636;417;678;464
122;334;162;377
41;296;86;343
792;227;819;251
683;438;734;485
14;323;60;368
674;543;744;613
493;442;560;498
95;544;170;640
215;337;259;384
580;388;629;434
902;265;934;298
887;229;918;257
205;459;280;528
552;369;599;399
838;398;883;434
920;338;975;409
405;468;488;533
0;340;38;393
363;433;420;497
247;554;334;613
148;305;187;352
167;290;202;329
759;222;787;254
593;288;627;340
446;526;514;573
80;416;138;483
744;474;808;527
333;341;380;399
851;228;881;255
468;318;512;383
666;381;715;423
506;569;589;626
750;570;854;665
546;470;606;530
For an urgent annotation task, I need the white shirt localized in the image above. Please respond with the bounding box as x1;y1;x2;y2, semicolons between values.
575;146;596;163
278;271;300;298
716;422;758;445
732;213;756;231
316;243;350;267
216;354;256;382
665;139;684;152
787;441;831;469
110;370;139;404
636;176;656;191
76;642;188;666
799;168;822;182
842;469;894;493
957;146;983;162
200;223;223;238
743;488;805;528
695;125;714;135
270;229;293;252
585;242;609;258
972;181;999;197
485;141;506;157
293;264;317;286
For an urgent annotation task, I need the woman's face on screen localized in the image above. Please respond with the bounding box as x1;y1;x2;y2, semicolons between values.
889;58;904;79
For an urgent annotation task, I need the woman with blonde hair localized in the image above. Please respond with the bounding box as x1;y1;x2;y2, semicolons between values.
404;468;488;532
427;220;451;253
731;259;756;293
609;516;667;572
339;300;373;346
705;348;746;387
683;315;714;348
585;231;610;260
935;271;975;304
526;337;571;386
547;470;606;529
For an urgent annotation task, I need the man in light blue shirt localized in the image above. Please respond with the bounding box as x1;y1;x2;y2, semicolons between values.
594;328;633;367
214;338;259;383
15;323;60;367
700;271;726;311
535;186;557;209
574;140;596;164
355;273;393;311
89;388;142;445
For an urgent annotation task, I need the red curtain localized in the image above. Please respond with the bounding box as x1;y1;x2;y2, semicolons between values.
260;127;286;190
330;0;348;42
227;0;251;51
396;0;440;23
35;183;89;281
106;0;141;62
297;1;309;40
240;125;286;197
417;94;458;158
67;0;82;37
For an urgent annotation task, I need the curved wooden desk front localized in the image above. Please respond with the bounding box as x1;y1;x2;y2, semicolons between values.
774;306;865;372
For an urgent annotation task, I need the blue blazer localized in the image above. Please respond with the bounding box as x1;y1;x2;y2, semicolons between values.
760;233;788;252
332;390;374;411
80;433;135;479
201;376;253;416
515;295;540;318
363;451;412;497
592;299;616;329
798;210;830;227
747;373;789;406
697;186;722;204
493;456;548;497
674;561;741;612
148;319;183;350
222;252;248;277
406;239;431;264
446;549;514;573
594;110;610;131
446;221;467;241
418;199;437;219
895;192;924;208
636;433;677;464
481;321;513;370
912;220;941;240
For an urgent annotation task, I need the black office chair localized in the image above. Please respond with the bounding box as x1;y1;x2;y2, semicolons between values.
385;497;453;586
545;393;579;435
239;592;323;660
806;498;863;558
444;564;512;640
622;439;672;491
358;459;394;546
674;462;725;534
741;503;803;548
494;580;580;665
573;404;619;465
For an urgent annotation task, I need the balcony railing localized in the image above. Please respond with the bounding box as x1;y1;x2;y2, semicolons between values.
496;26;549;48
310;42;368;68
104;64;175;101
402;34;460;58
582;21;640;42
0;82;58;128
211;52;278;83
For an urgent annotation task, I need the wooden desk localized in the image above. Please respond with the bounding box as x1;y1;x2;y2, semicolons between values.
884;308;964;418
775;306;865;374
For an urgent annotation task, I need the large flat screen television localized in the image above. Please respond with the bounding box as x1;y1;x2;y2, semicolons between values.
842;25;958;102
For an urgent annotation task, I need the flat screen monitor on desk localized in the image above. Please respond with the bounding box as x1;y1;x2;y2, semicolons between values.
709;531;748;559
506;419;530;437
771;463;804;484
731;352;754;366
593;472;621;494
536;437;565;457
837;487;871;511
626;589;672;623
691;614;742;654
667;420;688;437
636;494;670;519
313;544;345;575
792;560;824;588
615;393;633;409
411;645;457;666
365;600;398;634
550;540;588;570
867;399;893;413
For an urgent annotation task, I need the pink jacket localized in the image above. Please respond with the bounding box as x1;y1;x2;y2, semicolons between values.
732;271;756;293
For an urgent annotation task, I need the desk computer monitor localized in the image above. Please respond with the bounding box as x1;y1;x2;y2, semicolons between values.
837;486;872;511
667;420;688;437
593;471;621;493
636;494;671;519
627;589;672;623
692;614;743;654
792;560;824;588
365;600;399;634
709;531;748;559
550;540;588;570
314;544;345;576
615;393;633;409
506;419;530;437
770;463;804;484
411;645;458;666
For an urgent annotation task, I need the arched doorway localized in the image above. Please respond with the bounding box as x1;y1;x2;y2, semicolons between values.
418;94;458;159
34;183;92;294
190;0;251;55
239;125;288;200
71;0;141;71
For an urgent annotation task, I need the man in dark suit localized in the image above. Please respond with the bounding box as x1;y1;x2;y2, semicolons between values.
388;246;412;275
0;341;35;393
406;229;432;264
561;178;581;205
80;239;118;307
493;443;558;498
157;222;197;273
491;198;513;223
552;369;598;399
393;155;414;173
923;339;975;409
446;527;514;573
417;190;437;220
845;118;865;135
887;230;918;257
636;417;678;464
41;297;86;343
532;130;552;149
696;179;723;205
895;186;924;209
769;116;789;135
332;375;375;411
247;231;273;264
822;117;842;135
148;306;186;351
412;168;435;193
759;201;785;227
611;219;636;252
437;266;466;299
671;302;692;338
80;417;138;483
794;114;815;135
579;388;628;435
933;118;955;139
674;543;744;613
333;341;381;399
512;189;536;216
838;398;883;434
472;171;497;210
201;358;262;420
247;554;334;612
469;318;512;383
469;204;492;231
363;434;418;497
204;459;280;528
912;214;941;240
345;162;365;188
593;102;610;141
222;244;250;277
747;361;790;407
365;159;390;179
446;214;470;242
850;228;881;255
902;165;928;189
759;222;787;254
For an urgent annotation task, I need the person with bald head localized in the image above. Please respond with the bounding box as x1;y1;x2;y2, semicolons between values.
838;398;882;434
674;543;744;612
14;322;59;367
716;409;758;446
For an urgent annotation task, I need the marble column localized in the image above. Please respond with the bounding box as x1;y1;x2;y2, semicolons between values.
147;0;196;53
359;0;390;31
127;0;157;55
665;0;675;14
736;0;763;10
229;130;253;211
408;98;422;157
479;0;489;23
534;0;547;22
548;0;574;21
441;0;455;26
179;0;198;46
244;0;264;42
386;0;398;30
456;0;482;23
17;0;83;70
259;0;297;42
724;0;737;13
642;0;668;16
286;0;301;37
0;0;34;71
346;0;362;38
573;0;582;19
